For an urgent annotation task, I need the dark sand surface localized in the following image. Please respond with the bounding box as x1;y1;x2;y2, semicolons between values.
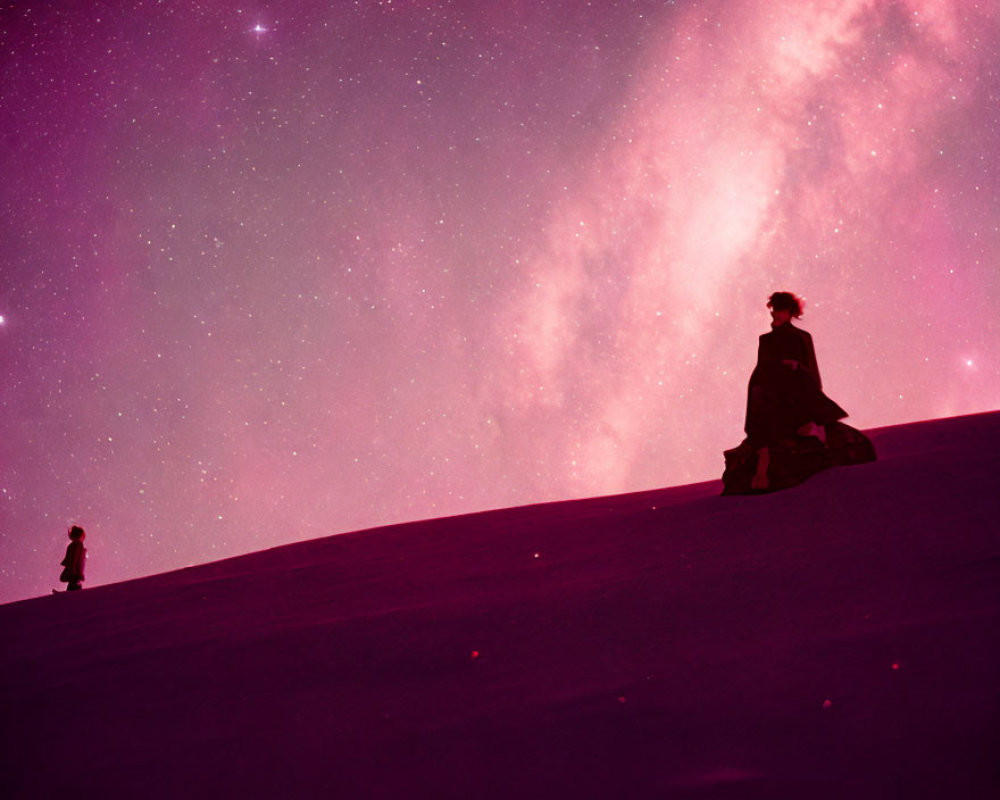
2;412;998;798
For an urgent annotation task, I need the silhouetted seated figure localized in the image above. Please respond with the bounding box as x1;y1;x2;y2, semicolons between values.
59;525;87;591
722;292;876;494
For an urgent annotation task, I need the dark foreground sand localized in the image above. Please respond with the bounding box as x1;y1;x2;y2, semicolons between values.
2;412;998;799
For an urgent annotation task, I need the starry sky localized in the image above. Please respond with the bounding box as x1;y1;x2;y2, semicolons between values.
1;0;998;603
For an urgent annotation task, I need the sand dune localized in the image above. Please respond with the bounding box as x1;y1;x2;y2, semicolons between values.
2;412;998;798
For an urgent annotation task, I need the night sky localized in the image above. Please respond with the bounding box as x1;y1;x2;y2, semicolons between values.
2;0;998;603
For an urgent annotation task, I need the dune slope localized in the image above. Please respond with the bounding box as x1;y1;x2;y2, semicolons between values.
2;412;998;799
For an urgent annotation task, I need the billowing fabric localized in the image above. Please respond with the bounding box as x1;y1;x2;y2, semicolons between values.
744;322;847;448
724;321;875;494
722;421;877;494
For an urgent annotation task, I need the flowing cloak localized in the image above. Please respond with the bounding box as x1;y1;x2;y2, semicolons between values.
724;321;875;495
744;322;847;447
60;540;86;584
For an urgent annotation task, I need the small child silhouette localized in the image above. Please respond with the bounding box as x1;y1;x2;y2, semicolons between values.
60;526;87;591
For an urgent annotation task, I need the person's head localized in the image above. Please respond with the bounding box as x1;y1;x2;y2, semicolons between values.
767;292;803;327
69;525;85;541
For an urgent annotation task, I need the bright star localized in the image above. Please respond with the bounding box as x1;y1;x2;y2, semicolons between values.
252;23;268;34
